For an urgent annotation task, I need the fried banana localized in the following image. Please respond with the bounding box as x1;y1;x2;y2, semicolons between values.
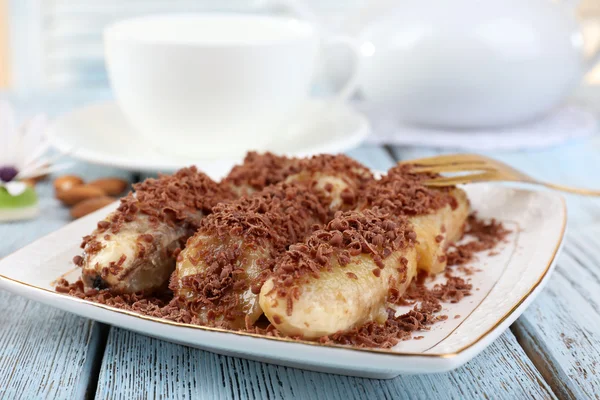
173;182;329;328
364;164;470;274
76;167;234;293
410;188;469;274
259;210;417;338
260;164;470;337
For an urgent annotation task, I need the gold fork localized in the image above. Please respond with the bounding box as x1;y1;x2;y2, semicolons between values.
400;153;600;196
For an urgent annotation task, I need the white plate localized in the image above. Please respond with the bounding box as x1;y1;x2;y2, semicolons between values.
47;100;370;178
0;184;566;378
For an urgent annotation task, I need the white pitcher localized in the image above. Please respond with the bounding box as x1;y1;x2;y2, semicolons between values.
284;0;600;128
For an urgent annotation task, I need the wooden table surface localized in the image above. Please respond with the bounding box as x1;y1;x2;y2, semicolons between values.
1;90;599;399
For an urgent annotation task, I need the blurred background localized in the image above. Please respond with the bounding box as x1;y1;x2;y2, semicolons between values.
0;0;365;92
1;0;599;93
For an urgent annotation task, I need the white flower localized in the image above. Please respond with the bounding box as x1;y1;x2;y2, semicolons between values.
0;100;70;197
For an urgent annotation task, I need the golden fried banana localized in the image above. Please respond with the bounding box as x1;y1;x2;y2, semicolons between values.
410;188;469;274
260;210;417;338
77;167;233;293
260;163;470;338
364;164;470;274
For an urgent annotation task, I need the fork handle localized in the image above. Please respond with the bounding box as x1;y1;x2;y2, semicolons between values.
541;182;600;196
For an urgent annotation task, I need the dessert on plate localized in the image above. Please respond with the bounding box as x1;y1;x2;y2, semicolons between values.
58;152;507;348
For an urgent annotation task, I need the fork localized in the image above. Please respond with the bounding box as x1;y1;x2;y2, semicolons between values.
400;153;600;196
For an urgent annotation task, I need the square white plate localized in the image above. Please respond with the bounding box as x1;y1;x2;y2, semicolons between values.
0;184;566;378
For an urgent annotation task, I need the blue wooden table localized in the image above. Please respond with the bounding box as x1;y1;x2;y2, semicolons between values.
1;89;600;399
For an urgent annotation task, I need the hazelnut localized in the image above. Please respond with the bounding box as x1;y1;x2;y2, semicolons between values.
57;184;105;206
89;178;129;196
54;175;84;193
70;196;116;219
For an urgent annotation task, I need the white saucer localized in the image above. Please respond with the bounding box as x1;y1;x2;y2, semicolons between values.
47;100;370;179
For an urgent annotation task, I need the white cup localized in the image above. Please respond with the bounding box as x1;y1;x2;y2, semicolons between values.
104;13;360;159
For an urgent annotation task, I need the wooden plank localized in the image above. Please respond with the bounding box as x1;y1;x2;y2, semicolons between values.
96;328;554;400
95;146;554;399
392;137;600;398
0;161;132;399
512;234;600;399
0;291;105;399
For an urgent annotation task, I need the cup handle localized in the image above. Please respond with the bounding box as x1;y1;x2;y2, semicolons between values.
277;0;362;100
273;35;363;144
320;35;363;103
279;36;362;141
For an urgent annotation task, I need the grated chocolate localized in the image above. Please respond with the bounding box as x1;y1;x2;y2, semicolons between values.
364;164;456;216
173;182;330;326
446;213;511;266
222;152;300;194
